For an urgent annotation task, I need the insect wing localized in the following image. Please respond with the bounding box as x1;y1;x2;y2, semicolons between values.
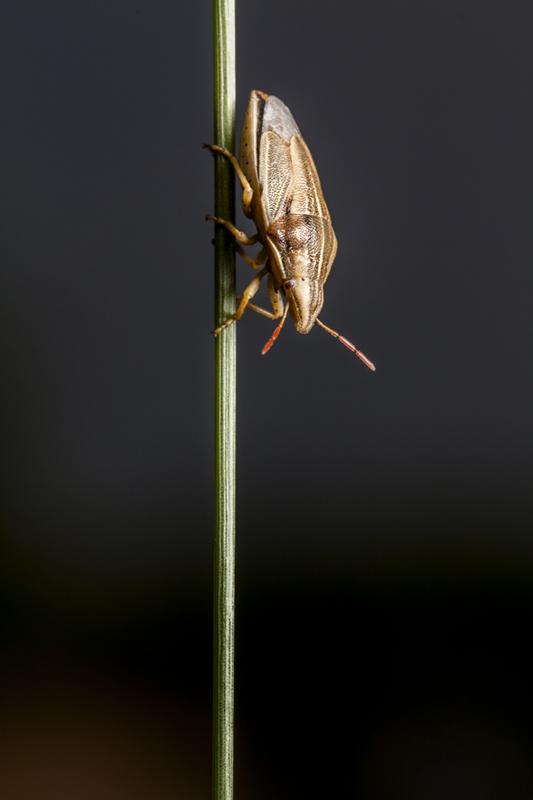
259;131;294;225
261;95;301;140
287;137;331;221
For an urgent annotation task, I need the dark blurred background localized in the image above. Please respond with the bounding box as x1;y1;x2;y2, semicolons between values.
1;0;533;797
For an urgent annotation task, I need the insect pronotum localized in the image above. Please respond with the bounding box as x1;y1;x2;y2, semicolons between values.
205;90;375;371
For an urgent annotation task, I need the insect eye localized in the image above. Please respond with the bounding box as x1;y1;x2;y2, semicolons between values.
284;280;296;290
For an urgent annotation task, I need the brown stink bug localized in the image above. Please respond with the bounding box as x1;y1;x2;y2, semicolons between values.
205;90;375;370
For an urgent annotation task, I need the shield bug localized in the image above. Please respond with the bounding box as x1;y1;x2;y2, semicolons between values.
205;90;375;370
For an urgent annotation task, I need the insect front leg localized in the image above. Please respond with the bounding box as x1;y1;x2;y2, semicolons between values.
213;266;269;336
245;274;285;320
203;143;253;217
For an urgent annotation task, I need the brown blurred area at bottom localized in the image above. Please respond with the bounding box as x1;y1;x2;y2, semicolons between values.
0;653;212;800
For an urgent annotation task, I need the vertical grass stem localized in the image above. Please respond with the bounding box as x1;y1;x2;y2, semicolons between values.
212;1;236;800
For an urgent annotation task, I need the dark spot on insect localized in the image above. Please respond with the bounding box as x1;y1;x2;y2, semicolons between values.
301;277;306;281
285;280;295;290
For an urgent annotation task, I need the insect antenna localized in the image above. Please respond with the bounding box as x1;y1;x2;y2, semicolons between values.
316;319;376;371
261;302;290;355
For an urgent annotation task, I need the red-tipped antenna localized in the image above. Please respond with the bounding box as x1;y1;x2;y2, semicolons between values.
316;319;376;371
261;302;290;355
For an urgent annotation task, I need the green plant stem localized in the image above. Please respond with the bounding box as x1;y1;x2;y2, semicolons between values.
212;1;236;800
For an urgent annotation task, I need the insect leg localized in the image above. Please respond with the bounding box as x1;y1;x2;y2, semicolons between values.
242;274;284;319
235;244;267;269
213;266;269;336
206;215;259;246
203;143;253;217
267;274;284;317
244;302;280;319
